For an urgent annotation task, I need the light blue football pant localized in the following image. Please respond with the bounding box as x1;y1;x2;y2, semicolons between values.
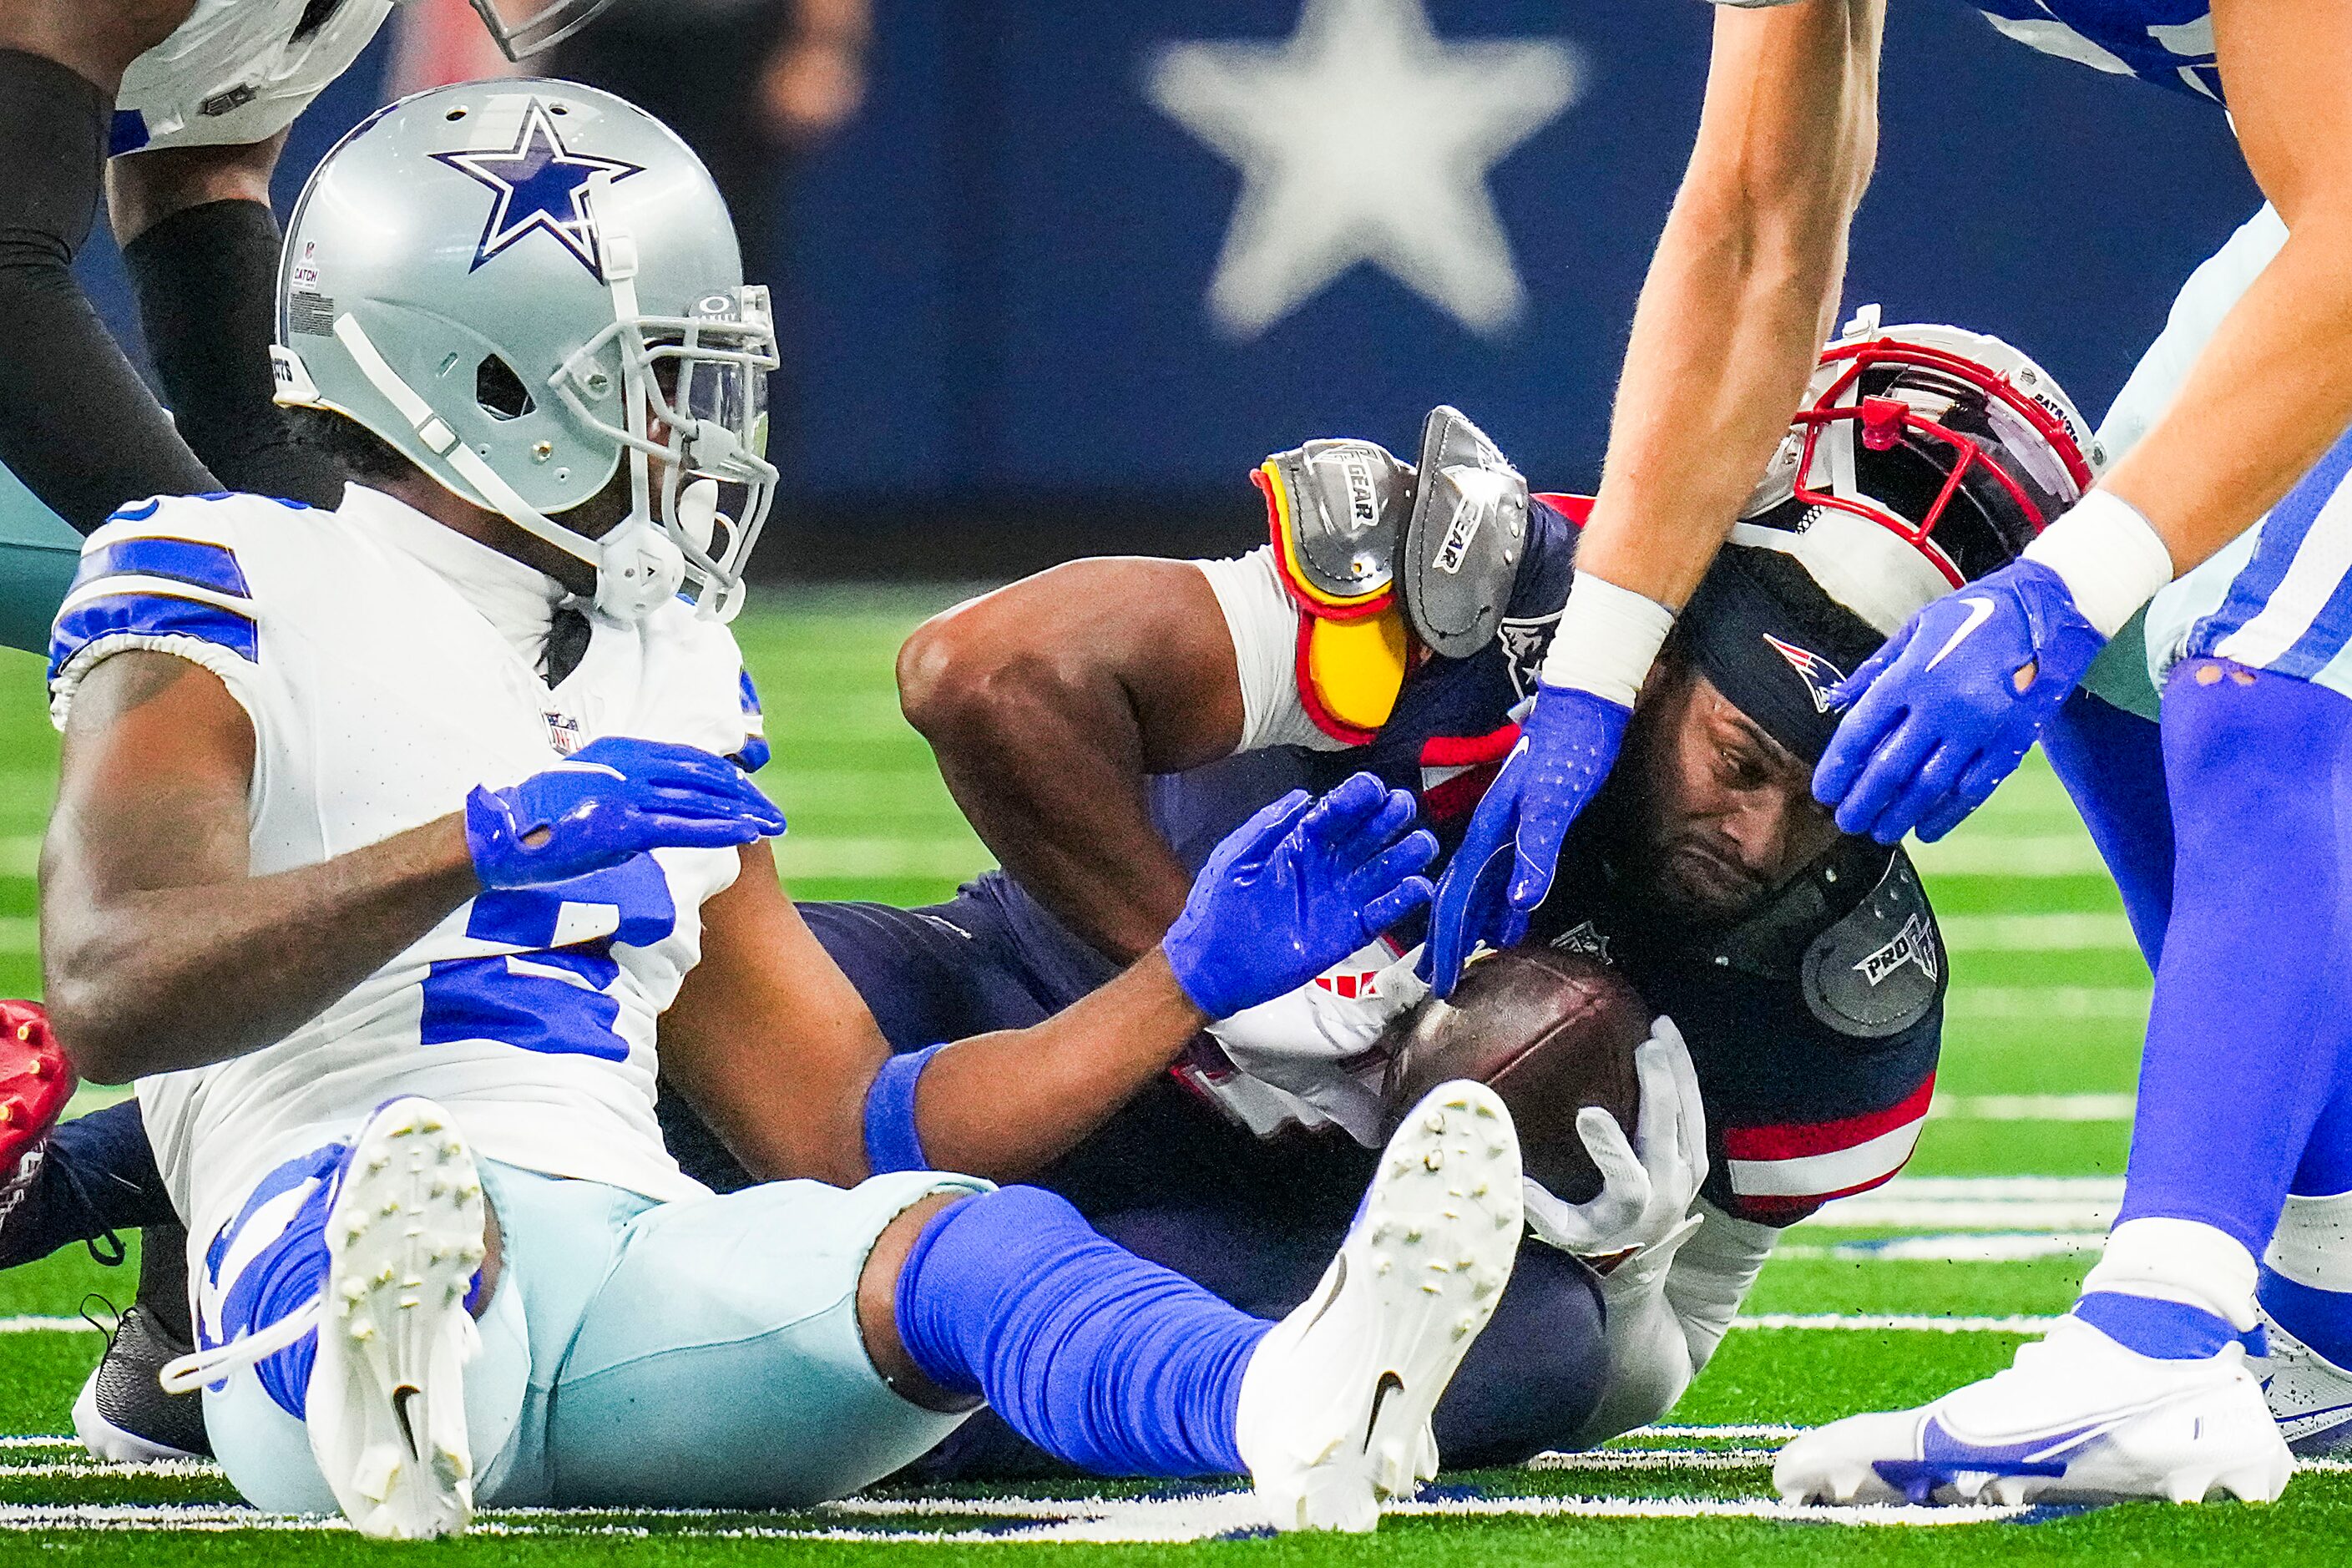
200;1160;987;1512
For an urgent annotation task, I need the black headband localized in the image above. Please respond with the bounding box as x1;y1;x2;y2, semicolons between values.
1678;549;1890;766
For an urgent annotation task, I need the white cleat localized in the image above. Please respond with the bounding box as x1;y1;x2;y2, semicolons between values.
1236;1080;1522;1532
2254;1303;2352;1458
1774;1313;2293;1508
305;1098;488;1540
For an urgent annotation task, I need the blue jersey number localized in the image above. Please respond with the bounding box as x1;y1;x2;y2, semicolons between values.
419;855;678;1062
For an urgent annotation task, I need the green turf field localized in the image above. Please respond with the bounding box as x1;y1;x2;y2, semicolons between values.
0;586;2339;1562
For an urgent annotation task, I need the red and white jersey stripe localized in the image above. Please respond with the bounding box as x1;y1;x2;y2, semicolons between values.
1721;1076;1935;1221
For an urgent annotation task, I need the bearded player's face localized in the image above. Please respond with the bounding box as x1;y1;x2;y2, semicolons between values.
1606;661;1843;927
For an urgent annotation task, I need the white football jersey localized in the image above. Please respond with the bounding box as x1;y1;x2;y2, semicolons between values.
114;0;397;155
48;483;761;1246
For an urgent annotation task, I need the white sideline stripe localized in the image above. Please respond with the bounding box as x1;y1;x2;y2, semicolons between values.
0;1495;2037;1537
1803;1175;2124;1232
1930;1094;2136;1121
1780;1232;2107;1263
1945;986;2149;1019
1728;1313;2059;1333
1908;835;2109;876
0;1316;95;1334
1940;913;2138;952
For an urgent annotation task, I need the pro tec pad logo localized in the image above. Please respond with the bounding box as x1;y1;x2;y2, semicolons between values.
433;100;645;281
1761;633;1846;716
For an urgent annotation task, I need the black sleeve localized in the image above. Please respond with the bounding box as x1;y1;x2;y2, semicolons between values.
0;48;215;534
120;199;343;509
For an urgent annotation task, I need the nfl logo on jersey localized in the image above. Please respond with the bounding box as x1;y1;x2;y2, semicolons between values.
545;711;584;756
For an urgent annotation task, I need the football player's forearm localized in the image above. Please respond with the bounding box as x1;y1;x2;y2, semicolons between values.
2099;225;2352;572
1576;0;1878;610
899;561;1239;961
913;949;1206;1181
43;817;479;1083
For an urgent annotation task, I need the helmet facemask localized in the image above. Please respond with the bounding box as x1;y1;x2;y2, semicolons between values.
468;0;623;60
554;282;781;622
1729;315;2101;636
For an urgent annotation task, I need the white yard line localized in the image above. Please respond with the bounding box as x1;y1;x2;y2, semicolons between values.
1943;986;2149;1019
1929;1094;2135;1121
1728;1313;2060;1333
1939;913;2139;953
1779;1232;2106;1263
1803;1176;2125;1232
1908;836;2110;877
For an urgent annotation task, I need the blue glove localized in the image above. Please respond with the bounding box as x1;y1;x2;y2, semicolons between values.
1814;559;2107;845
465;736;788;889
1421;684;1631;997
1163;772;1438;1020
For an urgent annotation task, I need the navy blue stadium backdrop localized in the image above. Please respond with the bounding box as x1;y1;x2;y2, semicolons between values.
64;1;2255;578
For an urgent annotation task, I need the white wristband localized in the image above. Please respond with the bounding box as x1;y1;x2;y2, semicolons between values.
1538;573;1676;708
2020;490;2175;640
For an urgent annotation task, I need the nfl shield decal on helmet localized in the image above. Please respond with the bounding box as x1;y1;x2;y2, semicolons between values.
1762;633;1846;715
432;99;645;280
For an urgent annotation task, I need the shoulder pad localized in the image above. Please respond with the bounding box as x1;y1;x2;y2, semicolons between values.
1400;407;1530;659
1801;852;1945;1039
1255;438;1414;619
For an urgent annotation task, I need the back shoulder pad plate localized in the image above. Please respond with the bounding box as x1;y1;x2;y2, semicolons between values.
1401;406;1530;658
1258;438;1413;616
1801;852;1946;1039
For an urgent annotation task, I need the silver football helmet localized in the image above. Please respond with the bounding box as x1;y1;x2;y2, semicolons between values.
272;79;779;621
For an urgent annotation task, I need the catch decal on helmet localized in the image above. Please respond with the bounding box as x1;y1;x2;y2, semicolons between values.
432;101;644;281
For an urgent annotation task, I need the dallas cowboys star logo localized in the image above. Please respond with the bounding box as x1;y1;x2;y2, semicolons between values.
432;100;644;281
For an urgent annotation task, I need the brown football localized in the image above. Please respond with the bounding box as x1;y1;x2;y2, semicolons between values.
1380;947;1649;1204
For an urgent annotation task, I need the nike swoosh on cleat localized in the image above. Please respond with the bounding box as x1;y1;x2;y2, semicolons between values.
1301;1255;1348;1336
1925;597;1996;673
1363;1370;1405;1454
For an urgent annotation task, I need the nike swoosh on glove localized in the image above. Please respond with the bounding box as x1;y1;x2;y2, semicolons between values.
1813;559;2107;846
466;735;788;889
1422;684;1631;997
1162;773;1438;1022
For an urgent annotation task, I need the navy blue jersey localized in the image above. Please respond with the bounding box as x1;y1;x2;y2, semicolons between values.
1975;1;2221;103
974;498;1945;1226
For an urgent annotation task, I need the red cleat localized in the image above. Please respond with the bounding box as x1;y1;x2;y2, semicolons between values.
0;1001;74;1216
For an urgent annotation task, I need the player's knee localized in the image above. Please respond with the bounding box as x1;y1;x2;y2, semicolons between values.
1431;1242;1608;1466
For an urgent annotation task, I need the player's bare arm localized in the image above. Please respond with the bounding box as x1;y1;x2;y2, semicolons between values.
1573;0;1881;611
2097;0;2352;569
659;839;1213;1187
0;0;193;96
106;131;283;240
39;650;479;1083
899;558;1246;963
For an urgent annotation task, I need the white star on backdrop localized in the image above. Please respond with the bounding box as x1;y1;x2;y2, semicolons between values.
1147;0;1582;339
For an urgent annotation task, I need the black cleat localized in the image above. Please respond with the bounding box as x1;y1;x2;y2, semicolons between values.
74;1300;211;1463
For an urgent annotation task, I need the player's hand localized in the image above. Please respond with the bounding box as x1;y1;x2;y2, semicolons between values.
465;736;788;890
1423;684;1631;996
1206;943;1429;1146
1522;1016;1708;1259
1163;773;1438;1022
1813;559;2107;845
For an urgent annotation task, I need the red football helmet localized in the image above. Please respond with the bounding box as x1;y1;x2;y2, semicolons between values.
1732;308;2102;635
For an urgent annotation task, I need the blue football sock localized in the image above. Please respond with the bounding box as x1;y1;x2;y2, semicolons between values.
2117;664;2352;1255
893;1186;1272;1478
2042;689;2174;965
2257;1093;2352;1368
2075;1291;2244;1359
0;1097;174;1269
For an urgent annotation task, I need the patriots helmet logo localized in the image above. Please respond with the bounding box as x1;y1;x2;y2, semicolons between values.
432;99;645;281
1761;633;1847;715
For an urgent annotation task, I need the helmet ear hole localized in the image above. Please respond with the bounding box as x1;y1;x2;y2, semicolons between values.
476;357;536;422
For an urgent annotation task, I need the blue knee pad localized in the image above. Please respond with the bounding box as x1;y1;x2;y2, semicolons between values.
893;1186;1269;1478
